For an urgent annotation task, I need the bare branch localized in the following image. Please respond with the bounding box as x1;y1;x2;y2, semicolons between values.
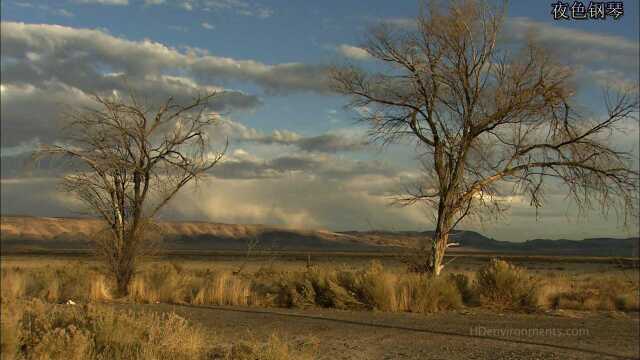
330;0;639;276
35;90;226;294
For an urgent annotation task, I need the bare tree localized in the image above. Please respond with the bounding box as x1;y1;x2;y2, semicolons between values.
37;91;226;294
331;0;639;276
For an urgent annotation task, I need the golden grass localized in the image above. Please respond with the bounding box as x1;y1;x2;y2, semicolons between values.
1;299;319;360
475;258;539;311
538;274;640;311
219;333;319;360
128;264;254;306
1;299;209;360
2;257;638;314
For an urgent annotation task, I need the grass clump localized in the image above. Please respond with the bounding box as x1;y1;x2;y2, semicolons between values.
398;275;463;313
254;261;462;313
475;258;539;311
128;264;253;306
1;265;111;304
1;299;208;360
219;333;319;360
257;268;362;309
448;273;474;304
2;299;317;360
546;277;639;311
4;257;637;316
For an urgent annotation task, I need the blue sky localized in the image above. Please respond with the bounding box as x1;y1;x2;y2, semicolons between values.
1;0;638;241
2;0;637;135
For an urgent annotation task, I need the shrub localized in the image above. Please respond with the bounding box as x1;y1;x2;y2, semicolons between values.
268;269;361;309
1;266;111;304
2;299;321;360
192;272;252;306
1;299;21;359
448;273;474;304
1;270;26;301
475;259;539;311
400;276;463;313
221;333;318;360
128;265;252;306
2;299;208;360
350;261;397;311
547;277;640;311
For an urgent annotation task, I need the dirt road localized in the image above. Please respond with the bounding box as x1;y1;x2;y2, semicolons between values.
129;303;639;359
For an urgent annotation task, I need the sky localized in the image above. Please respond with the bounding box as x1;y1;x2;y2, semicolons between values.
1;0;639;241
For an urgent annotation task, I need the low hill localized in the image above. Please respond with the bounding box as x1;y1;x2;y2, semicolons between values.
1;216;637;256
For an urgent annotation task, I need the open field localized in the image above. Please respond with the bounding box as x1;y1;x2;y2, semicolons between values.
2;253;639;359
135;303;639;360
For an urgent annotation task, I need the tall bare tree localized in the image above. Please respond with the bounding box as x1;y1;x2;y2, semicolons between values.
38;91;226;294
331;0;639;275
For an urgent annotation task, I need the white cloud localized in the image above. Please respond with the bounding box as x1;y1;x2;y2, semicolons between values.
374;16;638;88
202;0;273;18
157;172;429;231
144;0;274;18
506;17;638;74
0;76;261;147
1;22;330;96
337;44;372;61
168;25;188;32
54;9;74;17
201;22;215;30
0;20;334;146
213;118;368;153
381;17;416;29
10;3;75;17
1;82;95;146
74;0;129;5
254;7;273;19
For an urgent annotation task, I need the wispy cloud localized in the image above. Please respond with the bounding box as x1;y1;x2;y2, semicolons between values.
168;25;188;32
202;0;273;18
74;0;129;5
506;17;638;73
145;0;273;18
10;3;75;17
1;21;331;99
216;119;369;153
369;15;638;89
336;44;372;60
53;9;74;17
0;21;330;148
201;22;215;30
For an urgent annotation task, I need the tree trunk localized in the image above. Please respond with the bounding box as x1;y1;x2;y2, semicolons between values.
115;273;131;297
428;203;452;276
114;262;134;296
113;237;136;297
429;229;449;276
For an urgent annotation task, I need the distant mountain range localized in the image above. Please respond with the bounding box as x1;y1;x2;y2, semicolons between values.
1;216;638;257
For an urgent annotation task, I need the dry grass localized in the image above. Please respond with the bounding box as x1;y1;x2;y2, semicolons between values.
2;255;636;359
537;274;639;311
1;256;638;315
475;258;540;311
254;260;462;313
128;264;254;306
216;333;319;360
1;299;319;360
0;266;112;304
1;299;208;360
